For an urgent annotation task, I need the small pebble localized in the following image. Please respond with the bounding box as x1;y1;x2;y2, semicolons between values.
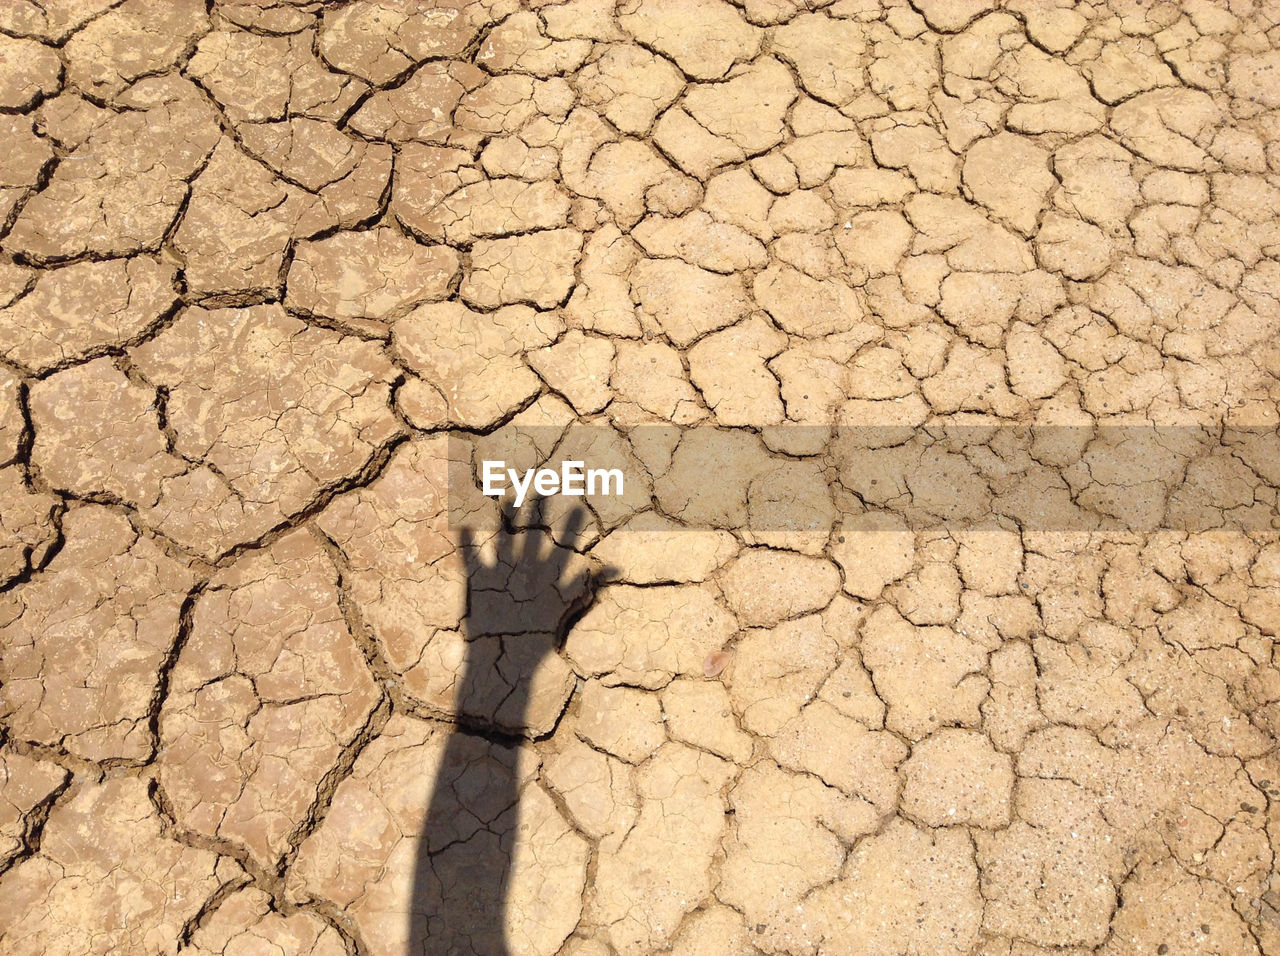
703;650;732;678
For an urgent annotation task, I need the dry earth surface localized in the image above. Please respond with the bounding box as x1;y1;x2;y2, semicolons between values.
0;0;1279;954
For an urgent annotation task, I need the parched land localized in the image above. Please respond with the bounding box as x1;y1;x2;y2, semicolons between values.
0;1;1278;954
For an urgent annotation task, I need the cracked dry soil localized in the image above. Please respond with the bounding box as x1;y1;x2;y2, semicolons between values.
0;0;1279;954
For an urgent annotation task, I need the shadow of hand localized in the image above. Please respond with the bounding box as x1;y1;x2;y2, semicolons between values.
452;504;613;736
409;504;614;955
459;504;598;643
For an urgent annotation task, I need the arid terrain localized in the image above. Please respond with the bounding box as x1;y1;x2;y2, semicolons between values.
1;0;1279;953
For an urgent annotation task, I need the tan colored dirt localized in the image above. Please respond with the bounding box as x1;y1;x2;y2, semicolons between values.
0;1;1278;954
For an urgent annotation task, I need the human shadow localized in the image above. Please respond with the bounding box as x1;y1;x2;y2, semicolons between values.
407;504;608;954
